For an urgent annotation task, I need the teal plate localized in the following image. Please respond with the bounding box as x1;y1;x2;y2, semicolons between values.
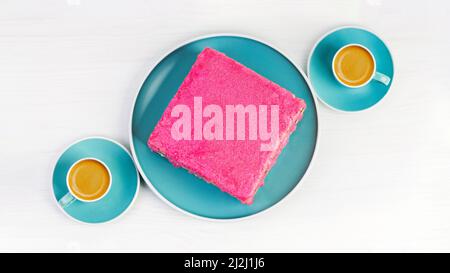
308;26;394;112
130;35;318;220
52;137;139;224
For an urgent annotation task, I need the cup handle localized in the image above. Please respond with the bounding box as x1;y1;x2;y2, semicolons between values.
58;192;76;208
373;72;391;86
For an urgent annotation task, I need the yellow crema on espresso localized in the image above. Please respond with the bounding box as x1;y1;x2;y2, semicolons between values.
334;45;375;87
68;159;110;201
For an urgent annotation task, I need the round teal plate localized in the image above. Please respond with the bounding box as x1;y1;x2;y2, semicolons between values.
52;137;139;224
130;35;318;220
308;26;394;112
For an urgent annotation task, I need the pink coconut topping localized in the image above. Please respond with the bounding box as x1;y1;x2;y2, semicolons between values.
148;48;306;204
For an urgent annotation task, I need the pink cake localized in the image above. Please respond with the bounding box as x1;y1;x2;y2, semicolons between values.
148;48;306;204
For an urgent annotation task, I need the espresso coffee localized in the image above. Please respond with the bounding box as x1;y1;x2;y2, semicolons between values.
333;45;375;87
67;159;111;201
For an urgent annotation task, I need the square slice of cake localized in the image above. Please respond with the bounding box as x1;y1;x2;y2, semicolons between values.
148;48;306;204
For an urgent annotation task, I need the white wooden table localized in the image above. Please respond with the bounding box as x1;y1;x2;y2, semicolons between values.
1;0;449;252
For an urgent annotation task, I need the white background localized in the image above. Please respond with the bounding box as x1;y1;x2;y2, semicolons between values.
1;0;449;252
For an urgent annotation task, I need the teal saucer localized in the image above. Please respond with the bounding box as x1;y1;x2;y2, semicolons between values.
130;34;319;220
308;26;394;112
52;137;139;224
